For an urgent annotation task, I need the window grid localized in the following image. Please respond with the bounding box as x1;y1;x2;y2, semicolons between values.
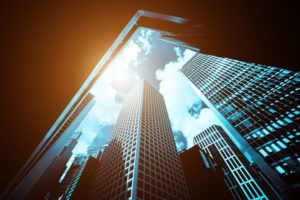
182;53;300;187
194;125;268;200
89;81;189;200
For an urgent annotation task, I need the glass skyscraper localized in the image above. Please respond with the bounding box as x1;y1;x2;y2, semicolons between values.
179;145;233;199
194;125;276;200
2;93;96;200
58;155;87;200
27;132;81;199
181;53;300;197
89;80;190;200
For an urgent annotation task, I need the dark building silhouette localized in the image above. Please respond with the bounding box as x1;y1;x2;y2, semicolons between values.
89;80;190;200
194;126;284;199
181;53;300;198
180;145;233;200
56;140;107;199
71;156;99;199
2;93;95;200
56;155;87;200
58;162;82;199
27;132;81;199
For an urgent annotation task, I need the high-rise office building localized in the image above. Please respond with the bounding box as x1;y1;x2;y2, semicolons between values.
57;155;87;200
89;80;190;200
180;145;233;199
58;140;106;199
181;53;300;197
2;93;96;200
194;125;280;199
27;132;81;199
87;143;103;158
71;156;99;199
87;133;109;159
59;164;82;199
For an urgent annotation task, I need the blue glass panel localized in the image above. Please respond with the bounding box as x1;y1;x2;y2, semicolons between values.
277;141;287;149
265;146;273;153
271;144;281;152
282;138;290;143
228;111;243;121
272;122;280;129
269;108;276;113
242;119;252;128
275;166;286;174
284;117;293;124
259;149;268;157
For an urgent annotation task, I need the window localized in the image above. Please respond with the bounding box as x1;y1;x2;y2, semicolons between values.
242;119;252;128
284;117;292;124
282;138;290;143
275;166;286;174
271;144;281;152
277;141;287;149
262;129;269;136
267;126;275;132
272;123;280;129
265;146;273;153
277;120;285;126
259;149;268;157
294;110;300;115
228;111;243;121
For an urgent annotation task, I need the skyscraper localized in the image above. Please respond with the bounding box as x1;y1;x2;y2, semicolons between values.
181;53;300;197
180;145;233;199
89;80;190;200
2;93;95;200
71;156;99;199
27;132;81;199
87;129;111;159
193;125;280;199
57;155;87;200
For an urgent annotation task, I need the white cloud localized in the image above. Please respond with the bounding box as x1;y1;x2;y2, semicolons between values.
156;47;220;148
136;28;155;55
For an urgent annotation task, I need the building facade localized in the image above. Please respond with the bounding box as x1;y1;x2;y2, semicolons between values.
194;125;280;199
2;93;95;200
71;156;99;199
181;53;300;197
27;132;81;199
57;155;88;200
89;80;190;200
180;145;233;199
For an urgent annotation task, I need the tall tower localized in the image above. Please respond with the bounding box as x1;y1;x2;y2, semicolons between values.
89;80;189;200
179;145;233;200
57;155;87;200
71;156;99;200
180;53;300;197
27;132;81;199
193;125;276;200
2;93;96;200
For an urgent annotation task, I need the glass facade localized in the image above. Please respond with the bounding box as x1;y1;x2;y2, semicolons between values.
89;80;189;200
60;156;88;200
194;125;269;200
27;135;80;199
181;53;300;196
3;93;96;200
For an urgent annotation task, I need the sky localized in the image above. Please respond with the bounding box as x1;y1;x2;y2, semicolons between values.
71;27;221;157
